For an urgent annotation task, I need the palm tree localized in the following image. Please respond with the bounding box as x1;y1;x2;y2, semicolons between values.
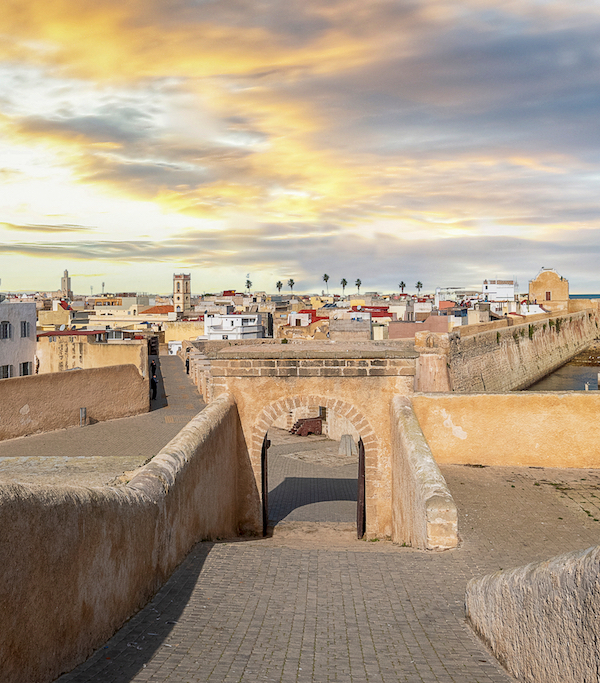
276;280;283;293
323;273;330;294
340;278;347;296
246;279;252;293
355;278;362;295
288;278;295;293
399;281;406;293
415;281;423;294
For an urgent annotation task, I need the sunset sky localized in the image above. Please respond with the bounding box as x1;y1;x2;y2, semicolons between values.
2;0;600;295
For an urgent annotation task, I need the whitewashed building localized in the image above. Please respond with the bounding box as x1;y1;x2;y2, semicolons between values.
0;302;37;378
482;279;517;301
205;313;264;340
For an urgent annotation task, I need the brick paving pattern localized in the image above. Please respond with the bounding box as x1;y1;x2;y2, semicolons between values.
0;355;204;486
55;443;600;682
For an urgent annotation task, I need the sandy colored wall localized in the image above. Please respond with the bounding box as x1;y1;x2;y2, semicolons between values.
412;392;600;468
163;320;205;342
0;393;255;683
466;544;600;683
390;396;458;550
37;337;148;377
448;309;598;392
0;365;148;441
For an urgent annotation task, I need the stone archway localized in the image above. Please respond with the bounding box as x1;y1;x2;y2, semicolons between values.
250;394;381;536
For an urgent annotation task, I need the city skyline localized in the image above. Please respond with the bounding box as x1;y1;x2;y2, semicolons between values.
3;1;600;293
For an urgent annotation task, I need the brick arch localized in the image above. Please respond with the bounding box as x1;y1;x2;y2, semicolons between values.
250;394;380;467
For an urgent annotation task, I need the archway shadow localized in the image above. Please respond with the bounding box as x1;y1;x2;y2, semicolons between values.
56;542;214;682
268;476;358;524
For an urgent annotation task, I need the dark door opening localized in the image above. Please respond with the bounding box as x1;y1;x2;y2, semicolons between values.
261;427;365;538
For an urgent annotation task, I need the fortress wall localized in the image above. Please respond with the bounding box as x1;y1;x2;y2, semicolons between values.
390;396;458;550
0;364;148;441
412;392;600;468
466;544;600;683
0;393;250;683
448;309;598;392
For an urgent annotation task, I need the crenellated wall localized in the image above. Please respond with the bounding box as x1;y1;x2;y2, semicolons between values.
448;309;598;392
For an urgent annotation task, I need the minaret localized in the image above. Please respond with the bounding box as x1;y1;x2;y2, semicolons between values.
61;270;73;299
173;273;191;313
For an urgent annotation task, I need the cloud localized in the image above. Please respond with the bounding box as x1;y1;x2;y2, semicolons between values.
1;222;95;233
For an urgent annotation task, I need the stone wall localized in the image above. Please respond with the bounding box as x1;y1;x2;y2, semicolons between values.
390;396;458;550
466;544;600;683
0;365;148;441
0;393;254;683
448;309;598;392
412;392;600;468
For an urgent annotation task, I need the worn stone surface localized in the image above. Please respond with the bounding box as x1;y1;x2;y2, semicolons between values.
466;545;600;683
55;464;600;683
413;391;600;468
391;395;458;550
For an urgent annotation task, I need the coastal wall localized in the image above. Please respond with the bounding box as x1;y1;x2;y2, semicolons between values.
466;544;600;683
448;309;598;392
0;393;253;683
390;396;458;550
412;392;600;468
0;365;148;441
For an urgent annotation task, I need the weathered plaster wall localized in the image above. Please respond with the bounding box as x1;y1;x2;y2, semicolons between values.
390;396;458;550
413;392;600;468
163;320;204;343
37;336;148;377
0;365;148;441
466;544;600;683
448;310;598;392
0;393;253;683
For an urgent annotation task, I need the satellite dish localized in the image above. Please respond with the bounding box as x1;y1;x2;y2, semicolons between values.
59;324;66;331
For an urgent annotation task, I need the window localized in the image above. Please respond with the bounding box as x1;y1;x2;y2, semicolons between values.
546;291;551;301
19;362;32;376
222;334;228;339
0;365;12;379
20;321;30;337
0;321;11;339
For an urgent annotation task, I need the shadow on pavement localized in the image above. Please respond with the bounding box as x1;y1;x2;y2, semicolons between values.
268;476;358;524
149;355;168;410
55;542;214;683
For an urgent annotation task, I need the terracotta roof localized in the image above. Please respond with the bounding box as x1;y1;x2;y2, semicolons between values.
140;305;174;315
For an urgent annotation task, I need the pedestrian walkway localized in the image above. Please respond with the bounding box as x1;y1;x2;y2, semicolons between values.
54;450;600;681
0;355;205;487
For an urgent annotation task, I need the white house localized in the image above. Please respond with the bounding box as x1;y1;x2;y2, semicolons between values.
0;302;37;378
482;279;517;301
204;313;264;340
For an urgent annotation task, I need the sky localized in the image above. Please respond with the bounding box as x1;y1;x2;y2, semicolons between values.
2;0;600;295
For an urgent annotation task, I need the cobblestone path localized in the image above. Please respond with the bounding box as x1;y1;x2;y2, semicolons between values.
0;354;204;486
55;447;600;682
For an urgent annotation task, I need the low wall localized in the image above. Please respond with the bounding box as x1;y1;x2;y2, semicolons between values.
412;392;600;468
0;393;256;683
390;396;458;550
448;309;598;391
0;365;148;441
466;544;600;683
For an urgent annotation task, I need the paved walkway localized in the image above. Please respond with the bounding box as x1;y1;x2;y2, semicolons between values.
0;355;205;486
53;438;600;681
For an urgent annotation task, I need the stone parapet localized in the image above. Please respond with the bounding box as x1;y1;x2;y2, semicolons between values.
209;357;416;378
390;395;458;550
466;544;600;683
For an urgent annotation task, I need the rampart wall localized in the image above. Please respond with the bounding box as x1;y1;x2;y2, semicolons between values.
390;396;458;550
466;544;600;683
412;392;600;468
0;364;148;441
0;393;253;683
448;309;598;392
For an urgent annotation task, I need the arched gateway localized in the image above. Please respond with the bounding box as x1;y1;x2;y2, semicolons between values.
207;343;418;539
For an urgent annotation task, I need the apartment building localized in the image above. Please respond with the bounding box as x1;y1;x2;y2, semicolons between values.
0;302;37;378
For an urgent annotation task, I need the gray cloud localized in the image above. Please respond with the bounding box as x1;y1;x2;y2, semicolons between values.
1;222;95;233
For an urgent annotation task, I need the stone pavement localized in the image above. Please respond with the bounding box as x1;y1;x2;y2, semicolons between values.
54;433;600;682
0;354;205;486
